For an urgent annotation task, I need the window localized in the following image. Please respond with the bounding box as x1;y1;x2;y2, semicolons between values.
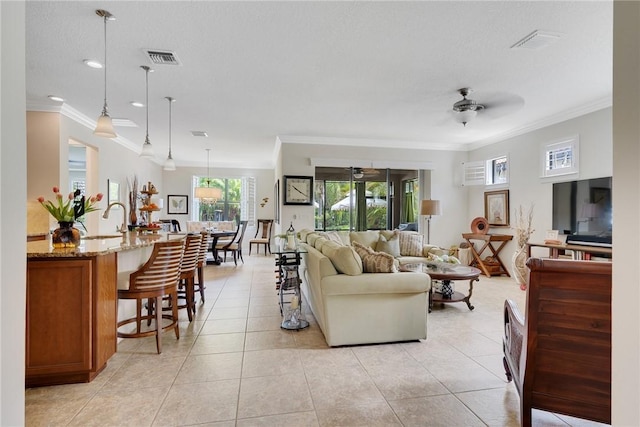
542;136;579;177
192;176;255;224
462;155;509;186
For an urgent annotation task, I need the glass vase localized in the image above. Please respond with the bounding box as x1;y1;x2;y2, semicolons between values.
52;221;81;248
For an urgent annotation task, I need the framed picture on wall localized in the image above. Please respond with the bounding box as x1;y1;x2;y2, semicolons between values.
484;189;510;226
167;195;188;215
274;180;280;224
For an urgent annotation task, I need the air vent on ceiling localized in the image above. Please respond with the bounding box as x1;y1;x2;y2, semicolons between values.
191;131;208;137
144;49;182;66
511;30;561;50
112;118;138;127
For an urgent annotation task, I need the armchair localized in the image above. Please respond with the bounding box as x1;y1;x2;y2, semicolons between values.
503;258;611;426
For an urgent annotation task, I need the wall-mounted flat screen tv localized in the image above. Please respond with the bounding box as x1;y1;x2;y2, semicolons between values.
552;176;612;246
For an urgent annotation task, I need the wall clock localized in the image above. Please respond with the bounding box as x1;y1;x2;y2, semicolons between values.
283;175;314;205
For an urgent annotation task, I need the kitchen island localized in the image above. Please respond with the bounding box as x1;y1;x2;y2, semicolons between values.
26;232;180;387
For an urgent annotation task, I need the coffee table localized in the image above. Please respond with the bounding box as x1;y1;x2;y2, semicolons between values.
401;262;481;312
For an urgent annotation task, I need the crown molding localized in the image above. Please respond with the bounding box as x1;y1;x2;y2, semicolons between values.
467;96;612;151
277;135;468;152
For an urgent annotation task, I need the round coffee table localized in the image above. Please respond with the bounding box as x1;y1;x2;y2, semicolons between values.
401;263;481;312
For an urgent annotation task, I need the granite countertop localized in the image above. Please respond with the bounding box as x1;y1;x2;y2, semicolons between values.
27;232;185;258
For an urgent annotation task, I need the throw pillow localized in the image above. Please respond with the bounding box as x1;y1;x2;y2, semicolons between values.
321;241;363;275
377;233;400;258
352;241;398;273
399;231;424;257
349;231;381;251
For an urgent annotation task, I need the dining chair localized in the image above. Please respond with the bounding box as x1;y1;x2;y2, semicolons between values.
249;219;274;255
116;239;184;354
216;220;249;265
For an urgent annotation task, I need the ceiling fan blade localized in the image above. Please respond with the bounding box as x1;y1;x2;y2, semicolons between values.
478;91;525;119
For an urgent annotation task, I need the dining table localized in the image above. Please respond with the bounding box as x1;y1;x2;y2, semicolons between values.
208;229;237;265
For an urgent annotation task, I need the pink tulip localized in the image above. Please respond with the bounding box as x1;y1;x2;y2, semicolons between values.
56;194;63;200
68;192;74;200
37;196;45;203
96;193;104;201
52;186;59;193
90;196;96;203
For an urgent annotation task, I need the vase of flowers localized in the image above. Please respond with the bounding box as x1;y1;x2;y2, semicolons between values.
38;187;103;248
512;204;534;290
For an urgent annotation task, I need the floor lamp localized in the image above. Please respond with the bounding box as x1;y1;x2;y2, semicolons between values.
421;199;441;244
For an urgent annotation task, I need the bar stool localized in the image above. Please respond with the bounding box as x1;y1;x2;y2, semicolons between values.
175;233;202;322
116;239;184;354
195;231;213;305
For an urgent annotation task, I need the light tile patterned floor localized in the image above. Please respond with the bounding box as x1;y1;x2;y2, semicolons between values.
25;255;609;426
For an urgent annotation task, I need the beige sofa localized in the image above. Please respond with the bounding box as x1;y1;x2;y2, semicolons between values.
298;229;442;347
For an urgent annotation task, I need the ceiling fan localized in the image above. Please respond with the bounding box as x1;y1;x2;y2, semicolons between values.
450;87;526;126
351;167;379;179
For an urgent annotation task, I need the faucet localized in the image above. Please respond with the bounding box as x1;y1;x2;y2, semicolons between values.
103;202;128;235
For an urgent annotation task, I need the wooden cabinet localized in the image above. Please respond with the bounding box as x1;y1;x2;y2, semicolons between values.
25;253;117;387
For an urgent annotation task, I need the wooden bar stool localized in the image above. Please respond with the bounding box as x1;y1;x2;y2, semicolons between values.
116;239;184;354
195;231;213;304
175;234;202;322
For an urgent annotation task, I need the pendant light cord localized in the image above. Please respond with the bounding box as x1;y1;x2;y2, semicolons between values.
102;15;108;112
168;98;172;156
206;149;211;187
145;68;149;140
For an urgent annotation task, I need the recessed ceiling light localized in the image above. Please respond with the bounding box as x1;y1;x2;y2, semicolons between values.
130;101;144;108
83;59;103;69
48;95;64;102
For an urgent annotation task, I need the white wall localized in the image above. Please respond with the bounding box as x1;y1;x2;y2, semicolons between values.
466;107;612;272
279;142;468;248
1;2;26;424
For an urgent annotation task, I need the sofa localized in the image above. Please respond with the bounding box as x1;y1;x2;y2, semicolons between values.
298;229;445;347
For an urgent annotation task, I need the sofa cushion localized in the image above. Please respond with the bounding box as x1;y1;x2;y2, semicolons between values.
314;236;330;252
321;240;363;275
352;241;398;273
350;230;381;250
399;231;424;257
319;231;345;245
377;232;400;258
307;232;321;247
299;228;314;243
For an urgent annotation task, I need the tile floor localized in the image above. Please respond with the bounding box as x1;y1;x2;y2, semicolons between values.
25;255;609;426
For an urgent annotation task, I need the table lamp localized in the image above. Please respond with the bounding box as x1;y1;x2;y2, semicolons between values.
421;199;441;244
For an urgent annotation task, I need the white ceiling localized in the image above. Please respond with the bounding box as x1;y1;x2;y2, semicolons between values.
25;1;613;169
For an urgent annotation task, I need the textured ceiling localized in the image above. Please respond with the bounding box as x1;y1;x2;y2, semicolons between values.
25;1;613;169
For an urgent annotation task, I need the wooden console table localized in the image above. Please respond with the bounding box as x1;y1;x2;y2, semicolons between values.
462;233;513;277
527;242;612;260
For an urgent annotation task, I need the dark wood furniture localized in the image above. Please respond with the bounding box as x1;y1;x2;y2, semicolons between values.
195;231;212;303
401;263;481;312
216;220;249;265
526;241;612;260
208;230;236;265
249;219;274;255
462;233;513;277
175;234;202;322
503;258;611;426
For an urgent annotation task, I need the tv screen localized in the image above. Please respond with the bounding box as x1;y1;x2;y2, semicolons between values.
552;177;612;245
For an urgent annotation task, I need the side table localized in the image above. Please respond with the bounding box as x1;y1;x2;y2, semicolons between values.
274;247;309;330
462;233;513;277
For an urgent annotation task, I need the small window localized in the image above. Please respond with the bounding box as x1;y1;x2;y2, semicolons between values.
486;155;508;186
542;136;579;177
462;161;485;186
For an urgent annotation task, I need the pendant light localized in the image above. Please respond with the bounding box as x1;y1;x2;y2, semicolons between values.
139;65;155;158
195;149;222;203
163;96;176;171
93;9;117;138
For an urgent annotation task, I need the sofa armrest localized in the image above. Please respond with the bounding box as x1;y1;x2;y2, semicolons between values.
503;299;524;390
423;245;445;257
